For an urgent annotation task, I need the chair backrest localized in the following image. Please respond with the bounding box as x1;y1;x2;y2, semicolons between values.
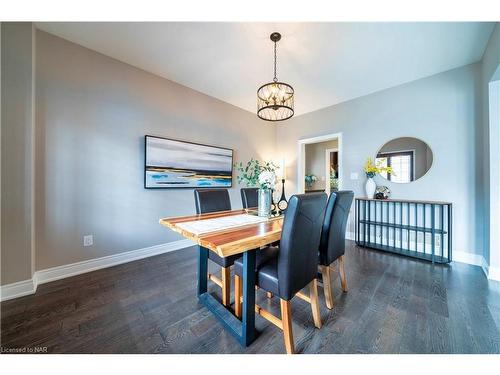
278;192;327;300
319;190;354;266
194;189;231;214
240;188;259;209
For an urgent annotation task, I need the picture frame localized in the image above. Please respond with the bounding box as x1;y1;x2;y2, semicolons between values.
144;135;233;189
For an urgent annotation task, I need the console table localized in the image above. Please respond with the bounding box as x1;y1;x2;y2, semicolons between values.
355;198;452;263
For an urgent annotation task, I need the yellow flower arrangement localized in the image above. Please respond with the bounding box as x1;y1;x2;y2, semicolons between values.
364;157;394;178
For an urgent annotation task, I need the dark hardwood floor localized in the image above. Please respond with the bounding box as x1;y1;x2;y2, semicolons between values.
1;241;500;354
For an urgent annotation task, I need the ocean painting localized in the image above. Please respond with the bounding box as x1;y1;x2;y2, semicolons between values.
145;136;233;188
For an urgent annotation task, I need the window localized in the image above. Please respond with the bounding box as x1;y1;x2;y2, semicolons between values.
376;151;414;183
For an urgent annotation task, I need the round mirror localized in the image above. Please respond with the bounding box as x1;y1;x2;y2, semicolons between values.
375;137;433;183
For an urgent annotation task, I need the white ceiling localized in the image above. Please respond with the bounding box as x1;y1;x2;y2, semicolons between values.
35;22;495;116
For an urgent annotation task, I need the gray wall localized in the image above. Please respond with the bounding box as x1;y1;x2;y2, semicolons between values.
34;31;275;271
276;63;482;257
305;140;337;190
1;23;35;284
480;23;500;268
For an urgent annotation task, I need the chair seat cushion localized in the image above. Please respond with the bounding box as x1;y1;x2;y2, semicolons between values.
206;248;239;268
257;258;279;296
233;246;279;277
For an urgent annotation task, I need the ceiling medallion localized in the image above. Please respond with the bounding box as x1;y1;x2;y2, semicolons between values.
257;32;294;122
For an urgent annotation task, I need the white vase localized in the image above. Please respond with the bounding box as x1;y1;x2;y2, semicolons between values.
365;177;376;198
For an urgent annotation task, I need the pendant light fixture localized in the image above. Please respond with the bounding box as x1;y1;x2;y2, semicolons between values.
257;32;294;121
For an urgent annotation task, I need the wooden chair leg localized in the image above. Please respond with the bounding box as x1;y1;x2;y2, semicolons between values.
221;267;231;307
338;256;348;292
320;265;334;310
234;275;242;319
310;279;322;329
280;299;295;354
266;291;273;299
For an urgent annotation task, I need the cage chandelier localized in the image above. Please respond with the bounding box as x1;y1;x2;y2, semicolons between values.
257;32;294;122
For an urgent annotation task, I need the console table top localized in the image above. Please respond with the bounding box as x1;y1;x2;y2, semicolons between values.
355;197;452;205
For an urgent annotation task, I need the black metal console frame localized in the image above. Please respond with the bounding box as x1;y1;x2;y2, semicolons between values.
355;198;452;264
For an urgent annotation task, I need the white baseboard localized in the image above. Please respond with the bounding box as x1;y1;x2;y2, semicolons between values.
0;239;193;302
0;278;37;302
487;266;500;281
34;239;193;285
451;250;500;281
453;250;485;267
351;240;500;282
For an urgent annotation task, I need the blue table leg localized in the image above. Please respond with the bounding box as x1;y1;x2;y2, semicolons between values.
242;249;256;346
196;246;257;347
197;246;208;296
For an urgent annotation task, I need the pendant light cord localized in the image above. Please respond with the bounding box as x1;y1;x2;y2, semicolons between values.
273;40;278;82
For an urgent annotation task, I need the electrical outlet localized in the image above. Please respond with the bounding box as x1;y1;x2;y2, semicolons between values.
350;172;359;180
83;235;93;247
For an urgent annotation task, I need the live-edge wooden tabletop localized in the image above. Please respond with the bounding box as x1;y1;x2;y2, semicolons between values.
159;209;283;258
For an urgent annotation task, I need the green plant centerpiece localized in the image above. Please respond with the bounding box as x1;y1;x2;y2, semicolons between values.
235;159;277;187
234;158;279;217
235;159;278;216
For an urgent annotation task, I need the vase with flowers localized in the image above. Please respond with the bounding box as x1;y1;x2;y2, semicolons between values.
235;159;278;217
363;158;394;198
304;174;318;190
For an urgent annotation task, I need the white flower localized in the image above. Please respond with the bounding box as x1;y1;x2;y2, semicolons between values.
259;171;276;190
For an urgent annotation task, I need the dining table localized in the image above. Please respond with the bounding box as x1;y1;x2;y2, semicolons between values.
159;208;284;347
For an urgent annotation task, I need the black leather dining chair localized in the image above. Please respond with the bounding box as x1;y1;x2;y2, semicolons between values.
240;187;259;209
194;189;238;307
234;192;327;354
318;190;354;309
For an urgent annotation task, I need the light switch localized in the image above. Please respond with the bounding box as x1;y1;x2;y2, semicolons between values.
350;172;359;180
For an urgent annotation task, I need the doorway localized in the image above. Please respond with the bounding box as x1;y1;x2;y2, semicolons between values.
297;132;343;194
325;148;339;195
